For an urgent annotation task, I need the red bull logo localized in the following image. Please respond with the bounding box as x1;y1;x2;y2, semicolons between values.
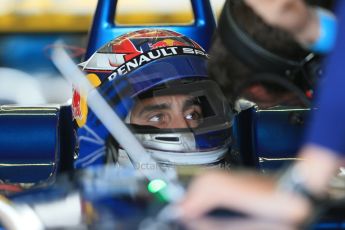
72;89;83;121
72;74;101;127
151;39;188;49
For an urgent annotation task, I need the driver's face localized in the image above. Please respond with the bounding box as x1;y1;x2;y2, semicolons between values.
130;95;203;129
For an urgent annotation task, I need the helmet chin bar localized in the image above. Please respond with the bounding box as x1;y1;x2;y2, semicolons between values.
147;147;228;166
135;132;197;152
116;146;228;167
135;131;229;166
111;131;230;166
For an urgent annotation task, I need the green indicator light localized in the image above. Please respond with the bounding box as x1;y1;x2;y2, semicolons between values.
147;179;167;194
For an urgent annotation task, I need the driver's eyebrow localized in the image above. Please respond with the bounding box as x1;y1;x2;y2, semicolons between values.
138;103;170;116
182;97;200;111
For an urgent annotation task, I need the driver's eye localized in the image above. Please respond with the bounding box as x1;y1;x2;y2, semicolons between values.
148;114;162;122
185;111;202;120
184;105;203;121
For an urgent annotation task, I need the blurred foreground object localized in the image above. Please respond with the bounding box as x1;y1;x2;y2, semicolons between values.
0;68;45;105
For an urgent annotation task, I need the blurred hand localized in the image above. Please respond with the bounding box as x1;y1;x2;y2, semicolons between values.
177;145;341;225
177;170;311;225
183;216;297;230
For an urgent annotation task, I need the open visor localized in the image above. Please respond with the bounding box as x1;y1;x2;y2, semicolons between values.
127;79;233;164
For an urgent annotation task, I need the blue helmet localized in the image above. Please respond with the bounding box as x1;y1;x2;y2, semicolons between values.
72;29;233;168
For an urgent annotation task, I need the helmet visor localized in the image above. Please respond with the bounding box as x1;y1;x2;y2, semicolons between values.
128;78;233;154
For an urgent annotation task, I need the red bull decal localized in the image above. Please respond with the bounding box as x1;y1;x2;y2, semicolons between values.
72;89;82;119
72;74;101;127
118;29;182;40
72;88;88;128
151;39;188;49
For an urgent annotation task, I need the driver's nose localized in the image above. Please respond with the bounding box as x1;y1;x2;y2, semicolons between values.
168;114;189;129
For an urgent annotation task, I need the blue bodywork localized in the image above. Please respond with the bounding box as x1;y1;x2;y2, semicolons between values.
0;105;74;186
233;106;309;171
0;105;60;184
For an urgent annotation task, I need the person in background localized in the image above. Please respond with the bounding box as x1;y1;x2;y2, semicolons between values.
207;0;316;109
178;0;344;226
